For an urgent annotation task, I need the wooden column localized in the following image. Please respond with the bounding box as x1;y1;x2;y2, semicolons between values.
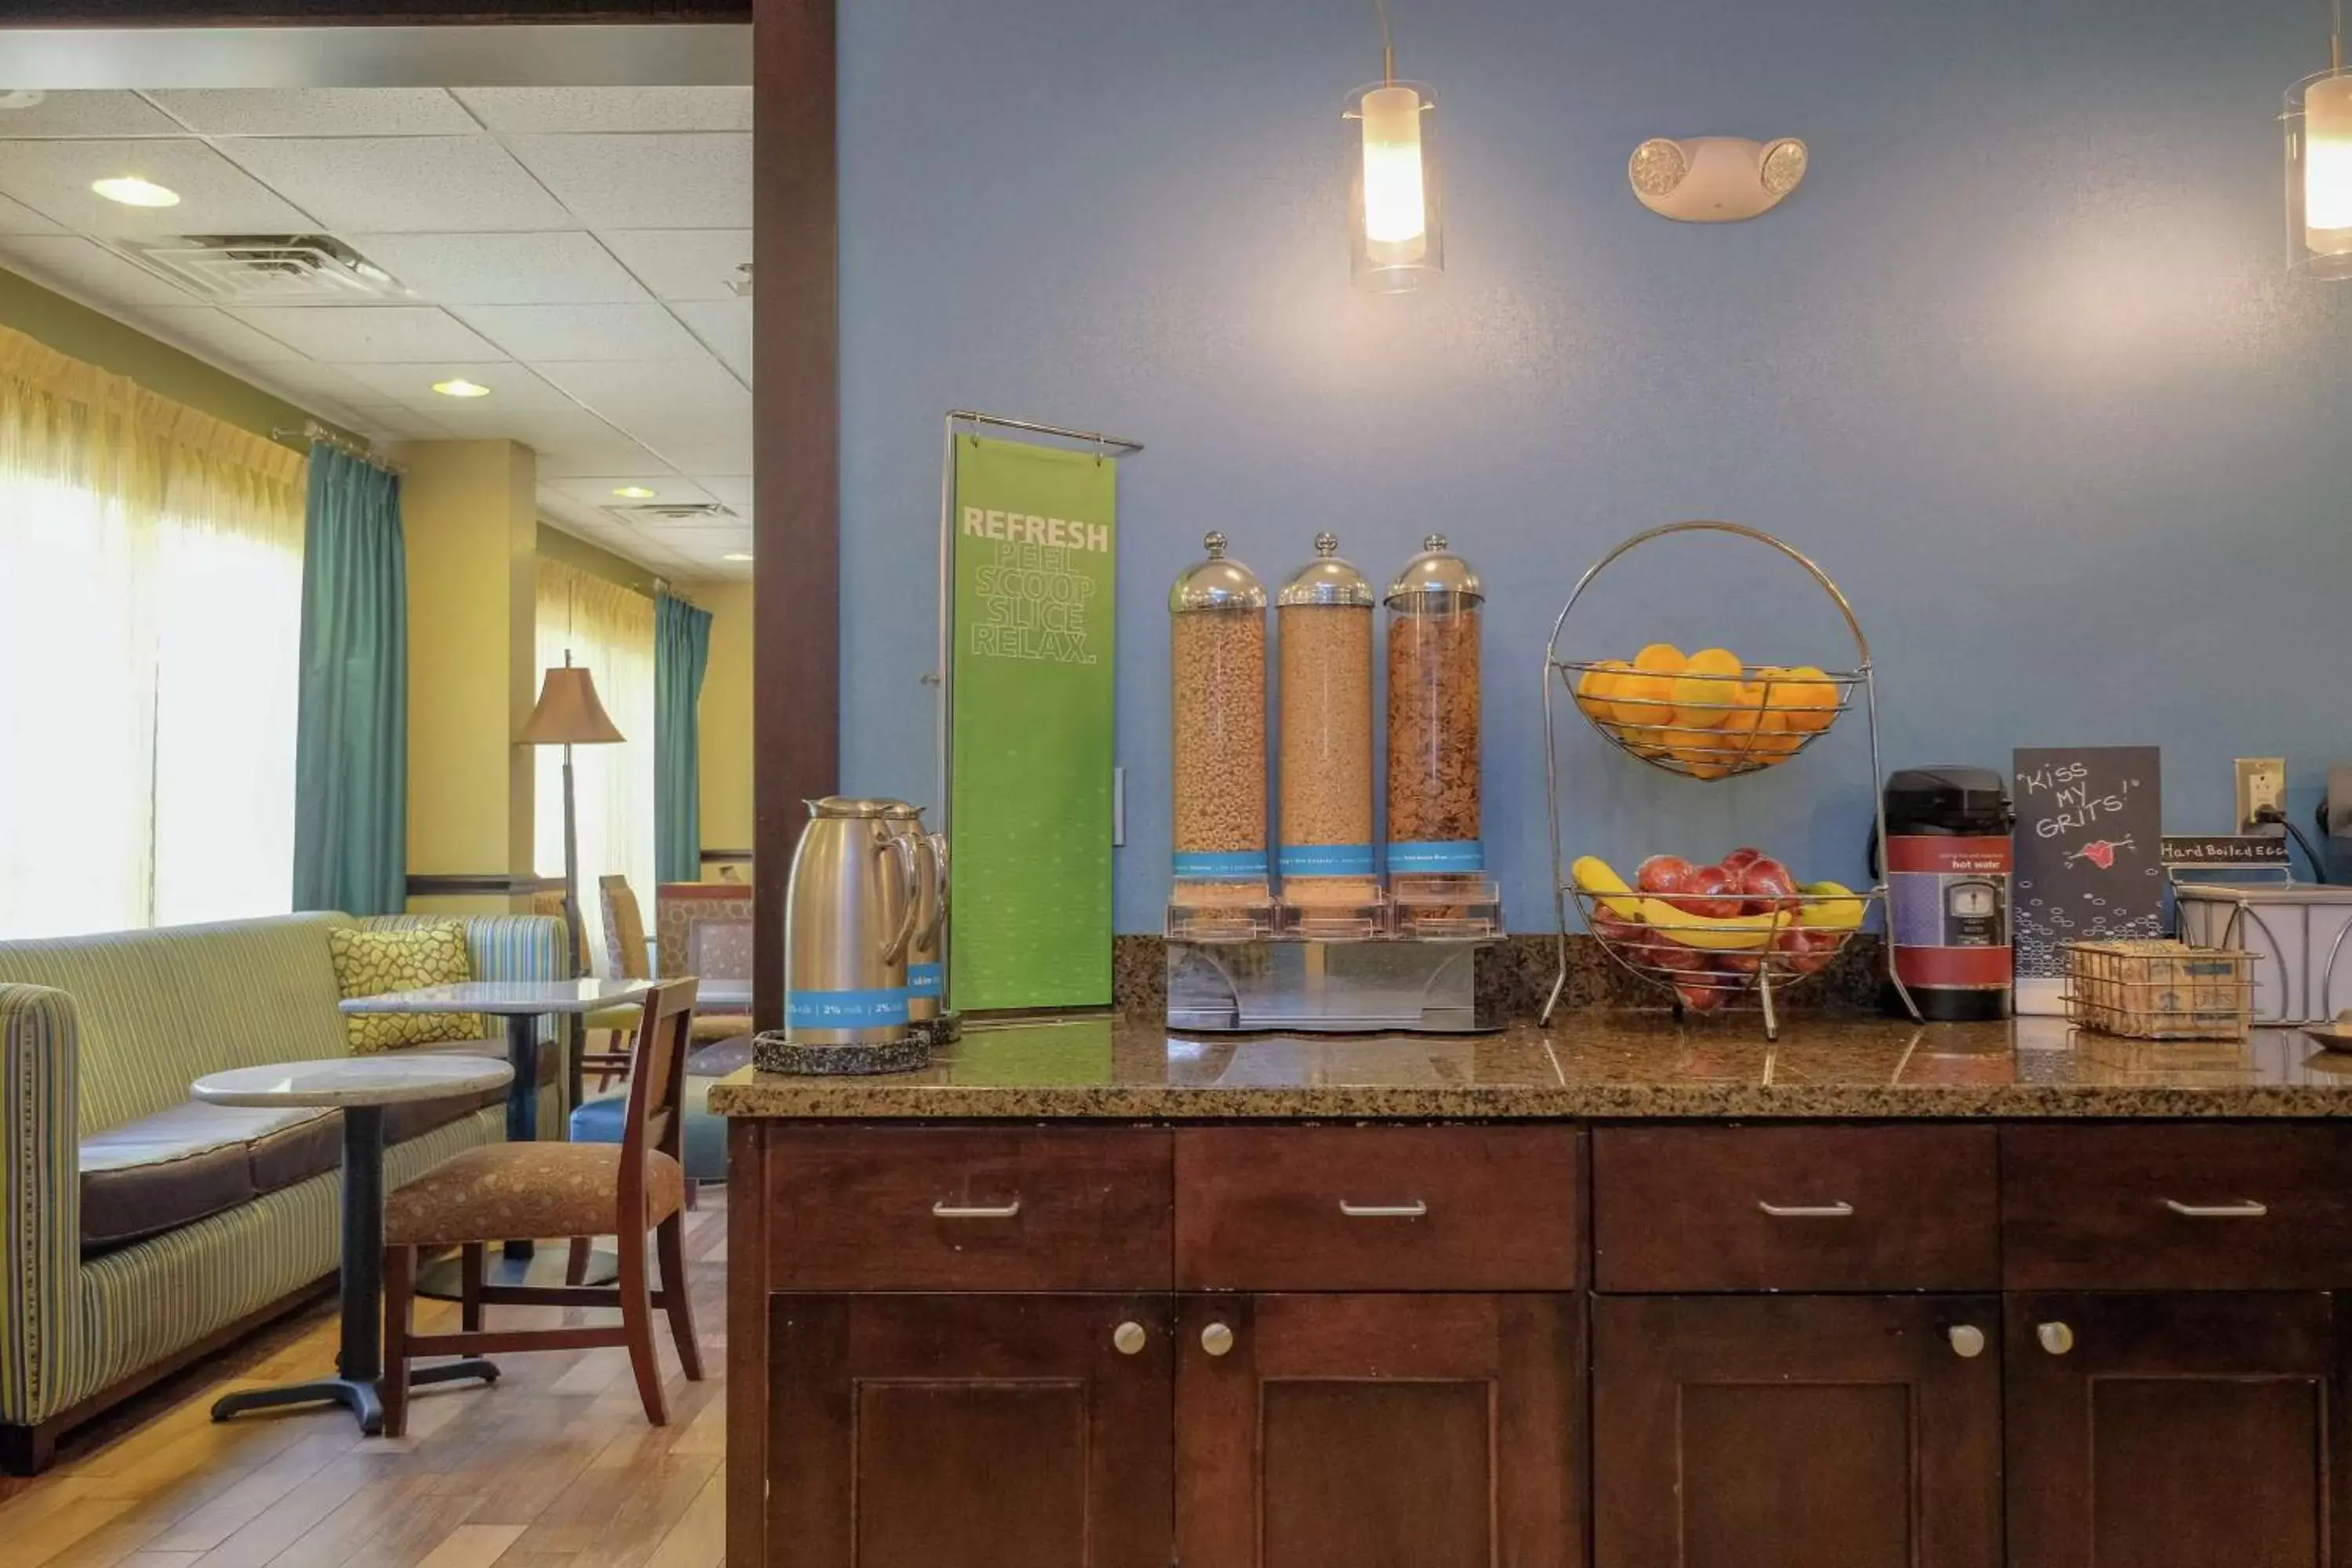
752;0;842;1033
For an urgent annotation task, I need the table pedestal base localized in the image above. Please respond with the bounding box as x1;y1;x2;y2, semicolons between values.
210;1360;496;1436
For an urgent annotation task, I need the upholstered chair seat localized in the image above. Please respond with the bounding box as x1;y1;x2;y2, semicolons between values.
384;1142;683;1250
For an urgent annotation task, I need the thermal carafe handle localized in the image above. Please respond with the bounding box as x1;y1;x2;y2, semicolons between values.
920;832;951;949
879;833;921;965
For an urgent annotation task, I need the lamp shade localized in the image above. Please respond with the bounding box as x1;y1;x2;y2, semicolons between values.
519;665;625;746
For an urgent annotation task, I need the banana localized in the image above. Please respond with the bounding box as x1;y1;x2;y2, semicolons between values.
1637;899;1788;952
1798;880;1865;931
1570;855;1644;921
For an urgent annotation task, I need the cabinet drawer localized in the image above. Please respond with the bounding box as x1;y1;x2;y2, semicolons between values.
1593;1125;2000;1292
1174;1127;1581;1290
764;1127;1172;1290
2002;1123;2352;1290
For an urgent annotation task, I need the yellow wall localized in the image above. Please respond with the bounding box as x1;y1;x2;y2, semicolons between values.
691;579;755;872
401;440;539;909
0;266;357;445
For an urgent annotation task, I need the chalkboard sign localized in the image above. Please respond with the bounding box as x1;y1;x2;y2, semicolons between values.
2013;746;2164;1014
2161;834;2289;869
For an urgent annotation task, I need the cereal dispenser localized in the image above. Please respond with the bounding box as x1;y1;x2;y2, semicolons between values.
1166;532;1276;940
1276;532;1384;938
1385;535;1501;936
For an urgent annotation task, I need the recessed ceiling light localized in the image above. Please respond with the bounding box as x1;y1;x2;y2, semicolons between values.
431;378;491;399
612;485;658;499
722;553;753;562
91;176;180;209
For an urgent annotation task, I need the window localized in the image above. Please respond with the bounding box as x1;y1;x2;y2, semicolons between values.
533;557;658;975
0;332;306;940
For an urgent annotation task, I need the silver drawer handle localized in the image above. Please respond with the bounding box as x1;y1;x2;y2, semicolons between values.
1338;1199;1428;1218
2163;1198;2267;1218
1756;1200;1855;1218
931;1198;1022;1219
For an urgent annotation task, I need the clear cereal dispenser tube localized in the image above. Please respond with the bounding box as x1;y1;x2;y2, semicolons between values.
1385;534;1501;937
1166;532;1277;940
1276;532;1385;938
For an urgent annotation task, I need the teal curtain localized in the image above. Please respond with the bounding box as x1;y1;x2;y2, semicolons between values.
292;444;407;915
655;591;714;886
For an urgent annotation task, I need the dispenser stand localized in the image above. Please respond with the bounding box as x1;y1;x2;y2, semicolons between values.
1166;936;1500;1033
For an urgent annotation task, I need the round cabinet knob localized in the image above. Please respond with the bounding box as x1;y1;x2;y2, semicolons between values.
1947;1324;1986;1359
1112;1321;1147;1356
1200;1322;1236;1357
2037;1321;2075;1356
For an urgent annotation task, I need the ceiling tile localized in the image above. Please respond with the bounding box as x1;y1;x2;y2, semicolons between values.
147;89;477;138
347;231;648;306
429;404;655;469
671;299;750;381
145;306;310;363
0;91;182;138
654;526;757;556
532;354;748;421
326;360;576;412
0;140;315;237
248;359;397;410
506;134;750;229
546;475;714;508
626;410;753;476
452;302;707;361
695;476;753;509
452;87;753;135
346;404;451;441
0;235;201;307
533;443;673;479
594;228;750;302
217;137;573;234
0;194;63;234
230;305;503;361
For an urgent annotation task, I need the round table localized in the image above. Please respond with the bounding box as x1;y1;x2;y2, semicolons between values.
194;1054;514;1436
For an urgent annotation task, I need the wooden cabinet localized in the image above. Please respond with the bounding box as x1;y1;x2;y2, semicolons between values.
1177;1294;1583;1568
766;1294;1174;1568
1592;1295;2003;1568
2005;1292;2347;1568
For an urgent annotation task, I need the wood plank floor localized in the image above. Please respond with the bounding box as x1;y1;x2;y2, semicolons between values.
0;1193;731;1568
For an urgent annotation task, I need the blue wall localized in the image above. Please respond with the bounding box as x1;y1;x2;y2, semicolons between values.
840;0;2350;933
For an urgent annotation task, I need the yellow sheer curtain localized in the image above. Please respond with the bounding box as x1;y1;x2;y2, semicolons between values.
534;557;658;974
0;323;305;939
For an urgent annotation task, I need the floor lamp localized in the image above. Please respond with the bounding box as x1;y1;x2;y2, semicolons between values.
519;651;625;979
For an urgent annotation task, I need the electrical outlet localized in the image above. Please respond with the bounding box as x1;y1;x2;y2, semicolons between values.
2237;756;2287;834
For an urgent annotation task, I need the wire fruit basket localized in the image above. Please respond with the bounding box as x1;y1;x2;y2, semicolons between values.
1541;521;1922;1036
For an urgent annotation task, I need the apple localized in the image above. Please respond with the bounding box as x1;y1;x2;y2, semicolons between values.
1738;856;1799;915
1670;865;1744;920
1719;950;1763;976
1636;855;1694;895
1588;906;1645;949
1675;976;1730;1013
1720;846;1766;876
1773;925;1837;976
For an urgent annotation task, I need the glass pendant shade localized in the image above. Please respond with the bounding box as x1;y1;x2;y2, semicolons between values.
1347;81;1441;292
2288;68;2352;278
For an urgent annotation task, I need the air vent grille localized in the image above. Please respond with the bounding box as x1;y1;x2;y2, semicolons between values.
603;502;742;526
107;234;408;304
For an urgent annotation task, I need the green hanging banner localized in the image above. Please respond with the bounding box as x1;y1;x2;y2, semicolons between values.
949;436;1117;1010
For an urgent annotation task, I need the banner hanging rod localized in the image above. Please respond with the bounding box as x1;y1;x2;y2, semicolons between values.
948;408;1145;456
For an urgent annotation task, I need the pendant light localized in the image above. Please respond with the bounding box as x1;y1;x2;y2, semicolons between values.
2287;0;2352;278
1345;0;1441;292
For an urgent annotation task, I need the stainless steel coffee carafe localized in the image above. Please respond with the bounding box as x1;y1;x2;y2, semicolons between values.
784;797;920;1045
882;806;948;1024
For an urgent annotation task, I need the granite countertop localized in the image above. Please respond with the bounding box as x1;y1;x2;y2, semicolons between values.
706;1012;2352;1120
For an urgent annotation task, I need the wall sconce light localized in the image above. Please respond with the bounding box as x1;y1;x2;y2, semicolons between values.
1628;136;1809;223
2287;0;2352;278
1345;0;1441;292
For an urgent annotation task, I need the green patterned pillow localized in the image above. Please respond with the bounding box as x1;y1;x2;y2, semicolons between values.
328;923;489;1054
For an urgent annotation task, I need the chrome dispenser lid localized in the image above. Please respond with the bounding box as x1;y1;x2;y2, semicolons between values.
880;802;927;821
1385;533;1483;605
808;796;900;818
1169;532;1269;612
1276;532;1375;608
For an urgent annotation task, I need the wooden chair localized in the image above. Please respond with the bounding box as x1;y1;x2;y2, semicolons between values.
379;978;706;1432
583;875;654;1091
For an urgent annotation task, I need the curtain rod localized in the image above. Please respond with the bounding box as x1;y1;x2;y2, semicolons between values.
271;420;404;476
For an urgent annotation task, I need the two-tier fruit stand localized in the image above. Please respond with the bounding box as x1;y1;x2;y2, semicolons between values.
1539;521;1922;1038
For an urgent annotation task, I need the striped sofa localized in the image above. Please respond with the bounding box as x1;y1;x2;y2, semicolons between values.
0;911;565;1472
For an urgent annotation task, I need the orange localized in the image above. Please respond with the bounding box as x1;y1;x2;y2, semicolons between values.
1773;664;1840;734
1632;642;1687;675
1612;671;1676;728
1748;708;1806;758
1574;659;1629;724
1668;649;1744;731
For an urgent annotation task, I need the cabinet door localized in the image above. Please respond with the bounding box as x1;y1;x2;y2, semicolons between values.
769;1294;1172;1568
2007;1292;2349;1568
1177;1294;1582;1568
1592;1294;2002;1568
